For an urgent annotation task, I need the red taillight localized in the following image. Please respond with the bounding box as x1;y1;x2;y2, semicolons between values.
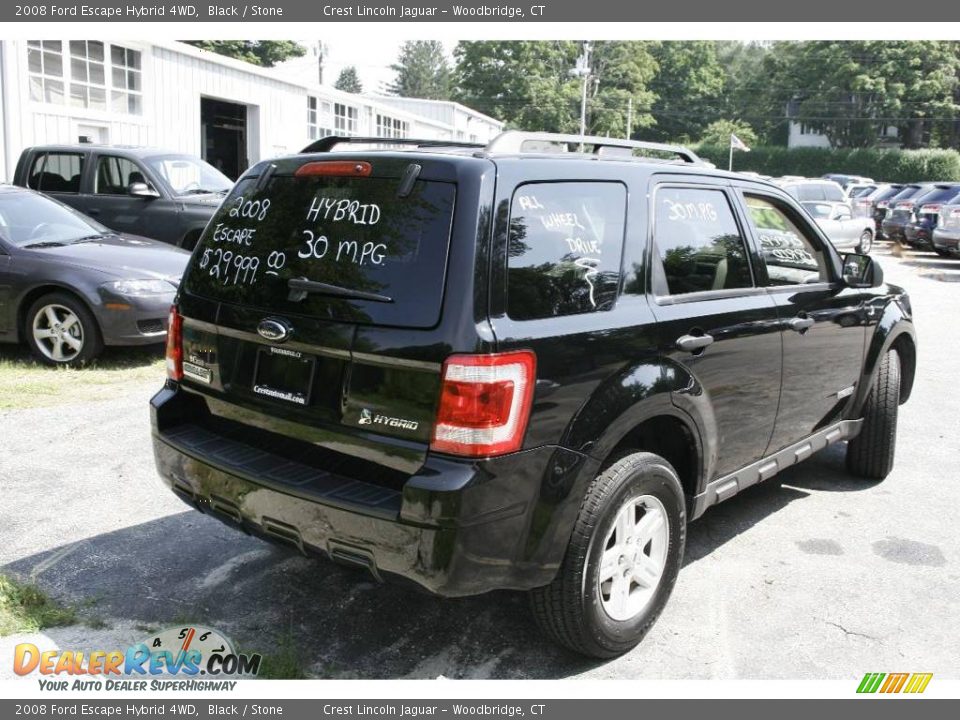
920;204;941;214
295;161;372;178
897;201;915;208
431;351;536;458
166;306;183;381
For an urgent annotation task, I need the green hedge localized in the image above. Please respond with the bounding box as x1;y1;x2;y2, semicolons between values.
694;145;960;183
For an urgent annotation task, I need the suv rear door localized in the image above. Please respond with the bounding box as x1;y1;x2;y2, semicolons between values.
174;153;485;481
646;175;783;479
734;183;867;453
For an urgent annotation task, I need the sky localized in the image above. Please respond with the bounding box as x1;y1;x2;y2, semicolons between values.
273;39;457;95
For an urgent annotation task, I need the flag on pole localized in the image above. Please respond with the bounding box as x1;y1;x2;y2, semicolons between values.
730;133;751;152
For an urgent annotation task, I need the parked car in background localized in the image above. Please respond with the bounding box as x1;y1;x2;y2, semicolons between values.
777;177;847;204
881;183;952;244
933;201;960;257
802;201;875;253
904;185;960;249
0;185;189;365
13;144;233;250
845;183;878;200
822;173;874;190
852;183;904;233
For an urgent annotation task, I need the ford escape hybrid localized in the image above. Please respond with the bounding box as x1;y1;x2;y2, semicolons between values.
151;132;917;658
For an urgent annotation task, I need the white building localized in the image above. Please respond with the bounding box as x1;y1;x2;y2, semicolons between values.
785;99;900;150
0;39;504;182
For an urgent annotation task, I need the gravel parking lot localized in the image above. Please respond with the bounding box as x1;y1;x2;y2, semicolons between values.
1;242;958;680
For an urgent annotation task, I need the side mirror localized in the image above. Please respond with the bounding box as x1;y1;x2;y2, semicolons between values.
842;253;884;288
129;182;160;199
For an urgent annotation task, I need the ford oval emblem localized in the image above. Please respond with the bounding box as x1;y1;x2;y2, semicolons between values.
257;318;291;343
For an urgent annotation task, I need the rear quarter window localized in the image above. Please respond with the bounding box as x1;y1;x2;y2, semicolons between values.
506;182;626;320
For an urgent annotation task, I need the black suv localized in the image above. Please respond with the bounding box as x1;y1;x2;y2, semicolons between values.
13;144;233;250
151;133;917;658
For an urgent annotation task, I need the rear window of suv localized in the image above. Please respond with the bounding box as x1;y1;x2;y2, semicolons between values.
506;182;626;320
182;170;455;329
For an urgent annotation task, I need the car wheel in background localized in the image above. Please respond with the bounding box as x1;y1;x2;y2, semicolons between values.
846;349;900;480
529;452;686;658
934;247;952;258
857;230;873;254
25;292;104;367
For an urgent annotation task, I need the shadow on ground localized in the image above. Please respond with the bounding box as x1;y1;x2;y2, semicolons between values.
2;444;875;679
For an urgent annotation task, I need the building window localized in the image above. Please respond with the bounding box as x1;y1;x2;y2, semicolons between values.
69;41;106;111
29;40;141;115
334;103;358;135
308;97;333;140
376;114;409;139
110;45;142;115
28;41;65;104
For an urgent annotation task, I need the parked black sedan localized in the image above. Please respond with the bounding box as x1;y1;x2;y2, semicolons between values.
0;185;189;366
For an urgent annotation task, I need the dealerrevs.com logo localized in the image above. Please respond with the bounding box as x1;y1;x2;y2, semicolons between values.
857;672;933;694
14;626;261;691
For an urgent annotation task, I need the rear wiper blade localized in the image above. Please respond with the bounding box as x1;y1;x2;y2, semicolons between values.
287;277;393;304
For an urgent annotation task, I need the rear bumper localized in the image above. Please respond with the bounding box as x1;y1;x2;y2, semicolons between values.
881;219;907;240
150;385;594;597
904;223;933;246
932;229;960;253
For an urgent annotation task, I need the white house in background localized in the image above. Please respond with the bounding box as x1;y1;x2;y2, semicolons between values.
0;39;504;182
785;98;900;149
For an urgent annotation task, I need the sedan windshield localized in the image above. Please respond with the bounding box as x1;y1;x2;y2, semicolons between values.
146;155;233;196
0;191;109;248
803;202;833;219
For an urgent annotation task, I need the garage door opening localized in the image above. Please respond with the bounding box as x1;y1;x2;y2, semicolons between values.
201;97;248;180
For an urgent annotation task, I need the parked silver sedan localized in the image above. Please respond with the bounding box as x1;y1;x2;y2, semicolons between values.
802;201;875;253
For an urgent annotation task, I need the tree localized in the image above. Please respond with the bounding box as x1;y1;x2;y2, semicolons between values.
453;41;657;136
335;66;363;94
769;41;960;149
698;119;758;147
388;41;451;99
646;41;726;143
183;41;306;68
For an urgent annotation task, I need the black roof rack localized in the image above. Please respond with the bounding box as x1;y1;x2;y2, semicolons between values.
301;136;485;154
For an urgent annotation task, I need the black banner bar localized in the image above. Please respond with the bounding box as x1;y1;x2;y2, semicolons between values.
2;0;957;23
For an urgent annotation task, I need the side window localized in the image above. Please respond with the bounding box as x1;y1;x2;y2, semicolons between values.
744;195;831;286
821;183;845;202
27;152;84;193
796;185;823;202
652;187;753;295
95;156;146;195
507;182;626;320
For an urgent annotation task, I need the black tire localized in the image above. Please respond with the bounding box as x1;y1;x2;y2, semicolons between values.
857;230;873;254
934;247;952;258
846;350;900;480
24;292;103;367
529;452;686;658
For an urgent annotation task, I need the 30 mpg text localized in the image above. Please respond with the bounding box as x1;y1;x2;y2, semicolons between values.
14;4;284;17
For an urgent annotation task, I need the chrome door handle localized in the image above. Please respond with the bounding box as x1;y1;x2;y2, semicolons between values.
676;334;714;352
788;316;815;332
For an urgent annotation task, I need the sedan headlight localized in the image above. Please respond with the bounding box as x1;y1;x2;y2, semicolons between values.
102;279;178;296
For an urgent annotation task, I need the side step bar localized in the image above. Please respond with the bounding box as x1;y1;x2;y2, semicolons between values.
690;419;863;520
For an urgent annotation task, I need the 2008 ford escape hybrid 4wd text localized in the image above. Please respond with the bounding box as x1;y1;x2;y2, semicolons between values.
151;132;917;658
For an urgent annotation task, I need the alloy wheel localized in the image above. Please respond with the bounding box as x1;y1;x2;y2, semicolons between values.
597;494;670;622
32;303;84;363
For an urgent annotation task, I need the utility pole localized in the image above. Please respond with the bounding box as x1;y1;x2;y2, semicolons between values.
626;98;632;140
569;41;591;149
